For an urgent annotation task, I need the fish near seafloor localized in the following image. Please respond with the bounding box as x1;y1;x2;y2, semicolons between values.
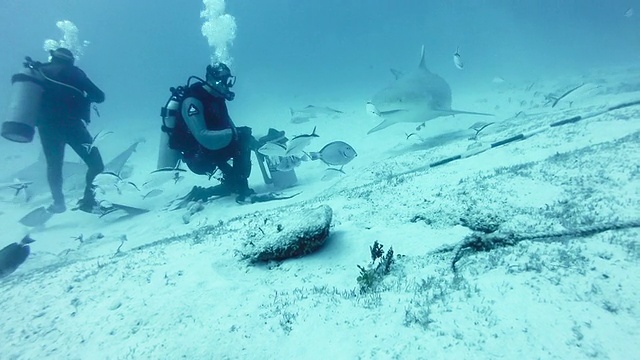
0;235;35;278
366;45;492;134
285;126;319;156
290;105;343;124
321;166;346;181
308;141;357;166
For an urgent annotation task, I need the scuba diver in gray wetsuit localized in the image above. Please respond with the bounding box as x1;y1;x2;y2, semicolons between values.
36;48;105;213
159;62;256;203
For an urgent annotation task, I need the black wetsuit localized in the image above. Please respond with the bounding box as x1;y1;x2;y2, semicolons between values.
36;60;105;205
178;82;254;195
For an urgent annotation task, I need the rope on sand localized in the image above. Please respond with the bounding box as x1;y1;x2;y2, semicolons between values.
429;220;640;273
398;99;640;176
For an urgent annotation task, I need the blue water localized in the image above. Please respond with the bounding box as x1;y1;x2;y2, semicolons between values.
0;0;637;130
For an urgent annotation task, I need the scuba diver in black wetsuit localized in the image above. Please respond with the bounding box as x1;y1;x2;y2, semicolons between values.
36;48;105;213
159;62;256;203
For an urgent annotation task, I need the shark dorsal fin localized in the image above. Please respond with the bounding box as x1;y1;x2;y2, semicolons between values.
418;45;427;69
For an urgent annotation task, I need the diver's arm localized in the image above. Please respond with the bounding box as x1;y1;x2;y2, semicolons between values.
73;68;105;103
181;97;233;151
83;77;105;104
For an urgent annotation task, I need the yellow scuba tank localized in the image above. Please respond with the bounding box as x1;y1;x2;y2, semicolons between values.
1;58;46;143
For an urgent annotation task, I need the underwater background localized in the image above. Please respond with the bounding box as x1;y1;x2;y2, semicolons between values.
1;1;640;358
0;0;637;133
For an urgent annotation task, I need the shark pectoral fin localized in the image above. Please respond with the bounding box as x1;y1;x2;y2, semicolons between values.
390;68;404;80
367;118;400;134
438;109;494;117
378;109;407;116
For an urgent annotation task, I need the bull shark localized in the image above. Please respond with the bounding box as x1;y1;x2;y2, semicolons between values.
1;141;142;200
367;45;492;134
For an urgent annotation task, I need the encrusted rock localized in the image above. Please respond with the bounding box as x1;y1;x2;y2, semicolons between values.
239;205;332;262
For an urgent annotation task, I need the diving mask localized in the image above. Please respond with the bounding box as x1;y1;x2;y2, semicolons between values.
206;63;235;88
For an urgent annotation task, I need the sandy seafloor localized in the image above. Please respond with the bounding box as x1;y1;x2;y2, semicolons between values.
0;63;639;359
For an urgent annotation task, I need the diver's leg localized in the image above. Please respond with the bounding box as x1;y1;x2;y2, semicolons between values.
66;122;104;205
183;149;217;176
38;124;67;212
230;127;256;200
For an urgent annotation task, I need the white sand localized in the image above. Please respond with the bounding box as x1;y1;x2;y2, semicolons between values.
1;64;639;359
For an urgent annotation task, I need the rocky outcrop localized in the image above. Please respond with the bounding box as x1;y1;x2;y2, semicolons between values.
238;205;332;262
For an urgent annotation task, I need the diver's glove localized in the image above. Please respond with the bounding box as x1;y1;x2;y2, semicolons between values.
235;126;259;150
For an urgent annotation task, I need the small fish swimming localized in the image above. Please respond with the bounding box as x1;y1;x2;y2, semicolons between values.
290;105;343;124
94;172;139;195
308;141;357;166
546;83;585;108
285;126;319;156
151;159;187;174
453;47;464;70
625;7;633;17
321;166;346;181
492;76;505;84
0;179;32;197
0;235;35;278
468;121;494;140
82;130;114;153
142;189;163;199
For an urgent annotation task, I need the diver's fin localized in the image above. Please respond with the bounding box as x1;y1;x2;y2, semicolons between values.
19;206;54;227
20;235;36;245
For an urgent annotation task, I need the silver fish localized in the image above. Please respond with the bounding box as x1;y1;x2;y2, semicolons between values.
81;130;114;153
257;141;287;157
321;167;346;181
285;126;319;156
625;7;633;17
453;46;464;70
309;141;357;166
142;189;164;199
